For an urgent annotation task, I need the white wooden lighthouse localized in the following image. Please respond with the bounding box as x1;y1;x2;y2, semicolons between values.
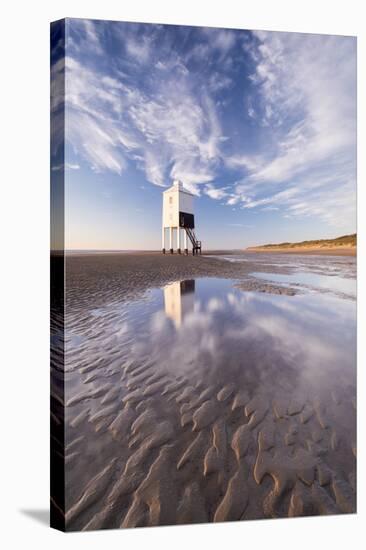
162;180;202;255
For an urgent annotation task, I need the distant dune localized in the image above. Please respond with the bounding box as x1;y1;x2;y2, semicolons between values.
247;233;356;256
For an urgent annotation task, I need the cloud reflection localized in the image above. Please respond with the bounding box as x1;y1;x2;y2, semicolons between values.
141;279;356;398
68;277;355;405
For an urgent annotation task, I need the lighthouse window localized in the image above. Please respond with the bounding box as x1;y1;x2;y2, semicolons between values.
169;196;173;204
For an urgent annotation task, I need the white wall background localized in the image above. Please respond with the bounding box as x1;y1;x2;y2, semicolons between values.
1;1;364;549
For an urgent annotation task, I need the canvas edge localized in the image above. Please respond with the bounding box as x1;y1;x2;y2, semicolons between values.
50;17;66;532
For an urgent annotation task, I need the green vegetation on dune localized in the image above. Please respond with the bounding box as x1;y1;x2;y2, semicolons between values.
248;233;356;250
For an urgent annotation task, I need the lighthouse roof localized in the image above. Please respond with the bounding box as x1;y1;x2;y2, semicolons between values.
163;180;194;196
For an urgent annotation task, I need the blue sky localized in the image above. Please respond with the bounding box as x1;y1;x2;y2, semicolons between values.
51;19;356;250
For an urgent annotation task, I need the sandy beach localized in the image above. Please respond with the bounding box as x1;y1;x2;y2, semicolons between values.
245;234;356;256
245;247;356;256
57;252;356;530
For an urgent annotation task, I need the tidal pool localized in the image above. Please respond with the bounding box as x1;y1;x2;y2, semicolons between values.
251;271;356;299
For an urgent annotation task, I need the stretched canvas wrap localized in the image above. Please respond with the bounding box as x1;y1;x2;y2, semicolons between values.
50;18;357;531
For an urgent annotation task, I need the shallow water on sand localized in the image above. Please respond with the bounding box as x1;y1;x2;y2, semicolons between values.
63;258;356;530
211;252;356;278
252;271;356;299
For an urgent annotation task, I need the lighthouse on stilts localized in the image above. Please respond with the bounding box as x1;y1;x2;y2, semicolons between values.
162;180;202;255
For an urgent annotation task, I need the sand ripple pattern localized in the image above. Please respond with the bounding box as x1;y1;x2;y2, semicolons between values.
62;255;356;530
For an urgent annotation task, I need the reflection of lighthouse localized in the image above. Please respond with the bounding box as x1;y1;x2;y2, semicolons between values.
164;280;195;328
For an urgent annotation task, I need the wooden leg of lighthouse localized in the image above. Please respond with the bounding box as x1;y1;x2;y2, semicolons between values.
169;227;173;254
177;227;181;254
162;226;165;254
184;230;188;255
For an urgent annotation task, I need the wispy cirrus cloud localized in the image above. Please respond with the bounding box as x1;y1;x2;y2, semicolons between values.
56;20;356;233
204;183;228;200
52;162;80;172
61;21;235;192
226;31;356;228
83;19;103;54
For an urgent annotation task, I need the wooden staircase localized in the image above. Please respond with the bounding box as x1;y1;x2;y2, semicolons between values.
185;228;202;255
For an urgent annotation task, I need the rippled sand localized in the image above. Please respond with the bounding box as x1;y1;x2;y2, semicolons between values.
52;253;356;530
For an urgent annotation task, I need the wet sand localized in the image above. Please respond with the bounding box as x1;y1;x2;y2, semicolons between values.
58;253;356;530
65;253;299;311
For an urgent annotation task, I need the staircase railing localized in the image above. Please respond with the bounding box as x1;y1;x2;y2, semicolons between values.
185;228;202;255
